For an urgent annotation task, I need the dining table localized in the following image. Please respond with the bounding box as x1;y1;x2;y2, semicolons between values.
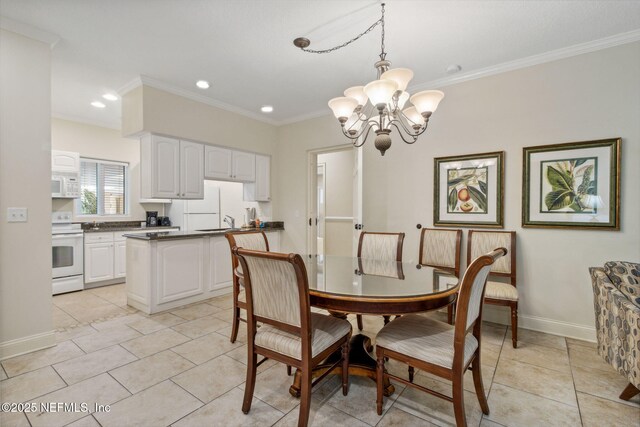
287;254;460;398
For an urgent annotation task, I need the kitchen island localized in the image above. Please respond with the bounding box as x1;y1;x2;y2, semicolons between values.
124;227;282;314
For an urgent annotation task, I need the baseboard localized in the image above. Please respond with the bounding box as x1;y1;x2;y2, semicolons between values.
481;306;596;342
0;330;56;361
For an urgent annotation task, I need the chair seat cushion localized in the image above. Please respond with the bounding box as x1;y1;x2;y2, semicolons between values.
255;313;351;360
376;314;478;369
485;281;518;301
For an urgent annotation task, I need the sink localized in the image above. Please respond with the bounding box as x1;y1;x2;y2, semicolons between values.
196;228;233;232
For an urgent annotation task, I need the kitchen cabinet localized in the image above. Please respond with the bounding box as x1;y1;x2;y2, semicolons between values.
204;146;255;182
156;239;205;304
85;242;115;283
210;236;233;291
114;240;127;278
243;154;271;202
140;134;204;199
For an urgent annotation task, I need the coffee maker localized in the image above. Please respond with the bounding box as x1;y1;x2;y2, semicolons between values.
146;211;158;227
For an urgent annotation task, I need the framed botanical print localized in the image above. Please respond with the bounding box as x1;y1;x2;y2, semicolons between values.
522;138;620;230
434;151;504;228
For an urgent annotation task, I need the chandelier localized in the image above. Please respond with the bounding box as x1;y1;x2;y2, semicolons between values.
294;3;444;156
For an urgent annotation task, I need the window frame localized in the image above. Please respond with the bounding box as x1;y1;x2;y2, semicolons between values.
75;157;130;218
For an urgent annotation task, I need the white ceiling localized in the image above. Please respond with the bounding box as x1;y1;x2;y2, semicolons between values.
1;0;639;129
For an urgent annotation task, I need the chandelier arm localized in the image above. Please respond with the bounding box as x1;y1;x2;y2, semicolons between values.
389;122;419;145
341;118;377;141
392;112;422;136
352;123;377;147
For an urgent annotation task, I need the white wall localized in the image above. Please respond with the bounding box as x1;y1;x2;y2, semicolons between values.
51;118;165;221
0;29;55;358
275;42;640;340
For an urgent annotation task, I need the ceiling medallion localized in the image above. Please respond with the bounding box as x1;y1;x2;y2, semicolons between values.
293;3;444;155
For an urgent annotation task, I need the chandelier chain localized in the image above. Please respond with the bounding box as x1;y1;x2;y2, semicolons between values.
380;3;386;59
299;3;386;55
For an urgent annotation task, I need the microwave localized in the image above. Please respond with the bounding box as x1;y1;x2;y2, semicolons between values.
52;173;80;198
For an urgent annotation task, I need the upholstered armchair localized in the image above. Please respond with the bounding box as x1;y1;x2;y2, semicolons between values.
590;261;640;401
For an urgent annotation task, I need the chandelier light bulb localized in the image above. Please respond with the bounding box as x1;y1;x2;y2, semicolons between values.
344;86;368;107
328;97;358;120
402;106;426;127
364;79;398;107
381;68;414;92
410;90;445;115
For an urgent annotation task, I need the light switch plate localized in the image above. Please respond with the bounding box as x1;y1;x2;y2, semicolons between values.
7;207;28;222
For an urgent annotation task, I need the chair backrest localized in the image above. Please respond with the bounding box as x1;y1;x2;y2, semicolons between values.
233;247;310;333
225;230;269;273
357;258;405;279
455;247;508;334
357;231;405;261
419;228;462;275
467;230;516;284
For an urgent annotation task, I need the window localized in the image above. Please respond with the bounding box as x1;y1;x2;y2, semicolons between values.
78;158;129;216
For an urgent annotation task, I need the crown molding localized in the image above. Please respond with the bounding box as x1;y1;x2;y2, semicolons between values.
0;16;60;47
274;109;332;126
117;76;143;96
409;29;640;93
52;112;121;130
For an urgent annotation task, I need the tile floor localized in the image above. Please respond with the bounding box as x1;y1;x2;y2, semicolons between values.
1;283;639;427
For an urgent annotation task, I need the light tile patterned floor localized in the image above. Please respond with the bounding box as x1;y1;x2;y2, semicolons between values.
1;284;639;426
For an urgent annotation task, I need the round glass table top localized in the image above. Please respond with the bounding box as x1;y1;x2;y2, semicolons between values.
301;255;458;299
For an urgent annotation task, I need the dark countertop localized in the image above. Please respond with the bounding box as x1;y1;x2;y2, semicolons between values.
84;226;179;233
124;226;285;241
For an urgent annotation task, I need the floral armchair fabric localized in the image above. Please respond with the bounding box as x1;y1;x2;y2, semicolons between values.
590;261;640;399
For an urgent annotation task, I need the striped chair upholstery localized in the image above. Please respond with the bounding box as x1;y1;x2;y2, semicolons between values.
374;248;507;426
419;228;462;273
358;232;405;261
234;248;352;426
468;230;518;347
225;231;270;343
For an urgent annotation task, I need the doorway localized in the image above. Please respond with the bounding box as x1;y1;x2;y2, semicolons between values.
307;145;362;256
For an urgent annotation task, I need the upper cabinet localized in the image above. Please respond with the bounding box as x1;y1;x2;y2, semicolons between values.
243;154;271;202
140;134;204;199
205;146;255;182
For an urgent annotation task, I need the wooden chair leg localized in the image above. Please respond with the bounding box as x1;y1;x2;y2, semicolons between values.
230;306;240;343
341;339;350;396
452;371;467;427
287;365;292;376
356;314;363;331
298;369;312;427
383;315;391;325
242;350;257;414
619;382;640;400
511;303;518;348
471;359;489;415
376;348;385;416
408;366;415;383
447;304;455;325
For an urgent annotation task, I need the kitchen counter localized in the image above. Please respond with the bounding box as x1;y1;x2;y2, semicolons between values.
84;226;179;233
123;226;285;241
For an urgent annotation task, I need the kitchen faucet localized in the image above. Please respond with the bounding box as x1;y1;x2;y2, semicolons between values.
223;215;235;229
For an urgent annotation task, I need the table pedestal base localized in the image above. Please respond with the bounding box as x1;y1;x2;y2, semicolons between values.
288;334;395;398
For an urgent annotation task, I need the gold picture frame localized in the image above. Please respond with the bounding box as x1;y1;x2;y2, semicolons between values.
434;151;505;228
522;138;621;230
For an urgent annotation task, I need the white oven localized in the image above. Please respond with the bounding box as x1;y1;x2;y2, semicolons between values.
52;212;84;295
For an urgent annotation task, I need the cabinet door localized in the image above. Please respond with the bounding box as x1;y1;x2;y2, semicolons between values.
152;136;181;198
114;241;127;278
204;146;232;180
156;239;205;303
232;152;256;182
210;236;233;291
255;154;270;201
180;140;204;199
85;243;114;283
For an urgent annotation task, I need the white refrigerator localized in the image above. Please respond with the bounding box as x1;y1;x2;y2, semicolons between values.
167;181;220;231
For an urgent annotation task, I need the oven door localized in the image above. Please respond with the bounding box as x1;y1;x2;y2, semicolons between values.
52;233;83;278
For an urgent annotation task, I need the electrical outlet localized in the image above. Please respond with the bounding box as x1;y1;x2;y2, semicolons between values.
7;207;28;222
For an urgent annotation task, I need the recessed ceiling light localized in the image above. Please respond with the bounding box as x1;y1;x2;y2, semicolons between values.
261;105;274;113
91;101;106;108
446;64;462;74
196;80;210;89
102;93;118;101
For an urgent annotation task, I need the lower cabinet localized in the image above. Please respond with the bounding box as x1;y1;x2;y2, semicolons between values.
156;239;205;304
210;236;233;291
85;242;115;283
114;241;127;278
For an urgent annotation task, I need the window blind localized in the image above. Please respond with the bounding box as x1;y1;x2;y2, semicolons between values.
78;158;128;216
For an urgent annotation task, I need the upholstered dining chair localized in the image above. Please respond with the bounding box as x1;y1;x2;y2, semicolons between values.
419;228;462;324
233;247;352;427
355;231;405;330
375;247;507;427
225;230;269;344
467;230;518;348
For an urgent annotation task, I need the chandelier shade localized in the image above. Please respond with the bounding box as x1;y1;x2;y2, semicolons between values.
294;3;444;155
328;96;358;120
